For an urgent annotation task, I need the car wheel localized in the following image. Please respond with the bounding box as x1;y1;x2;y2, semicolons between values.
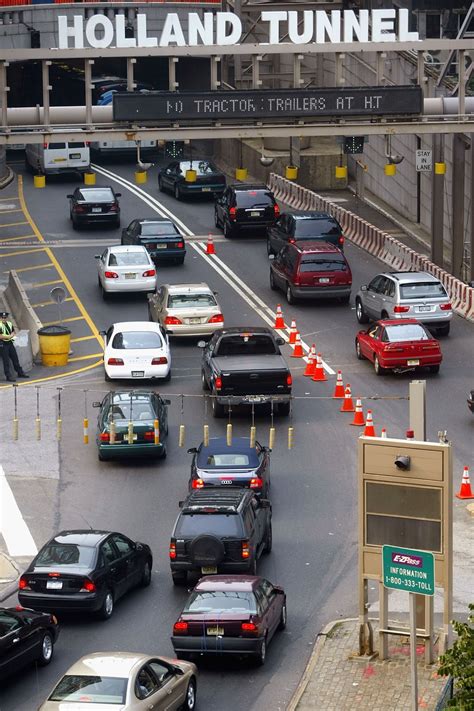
172;571;187;586
181;678;197;711
158;175;164;192
339;294;351;304
140;559;152;587
437;324;450;337
430;365;440;374
211;398;225;418
256;636;267;666
355;339;364;360
201;371;209;391
72;218;79;231
374;356;387;376
381;310;389;320
104;371;112;383
286;283;295;305
101;285;109;301
163;369;171;382
158;444;167;460
224;221;234;239
356;298;369;324
174;184;182;201
98;590;114;620
248;558;257;575
98;451;106;462
278;603;287;631
37;632;54;666
278;402;291;416
147;306;154;322
266;240;274;257
264;523;272;554
175;256;185;265
269;269;277;291
214;209;221;229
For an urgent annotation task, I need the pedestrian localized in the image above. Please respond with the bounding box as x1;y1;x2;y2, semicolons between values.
0;311;29;382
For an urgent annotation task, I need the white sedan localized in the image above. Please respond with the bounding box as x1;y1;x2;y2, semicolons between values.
103;322;171;382
96;245;157;299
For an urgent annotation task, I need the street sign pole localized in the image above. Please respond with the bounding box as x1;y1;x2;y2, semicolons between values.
409;592;419;711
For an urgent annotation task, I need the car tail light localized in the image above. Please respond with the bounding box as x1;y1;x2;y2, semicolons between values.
144;431;155;441
85;141;90;147
151;356;168;365
165;316;182;325
177;241;184;248
286;374;292;386
289;238;296;244
107;358;124;366
440;303;452;311
422;343;440;350
250;477;263;490
241;541;250;559
241;622;258;633
104;271;119;279
169;542;177;560
79;579;96;593
385;345;404;352
215;376;222;390
339;235;345;245
19;576;31;590
43;142;48;149
192;478;205;489
74;204;87;213
229;207;237;221
393;305;410;313
274;204;280;218
142;269;156;278
173;621;188;634
208;314;224;324
99;432;110;442
109;202;119;212
48;572;60;577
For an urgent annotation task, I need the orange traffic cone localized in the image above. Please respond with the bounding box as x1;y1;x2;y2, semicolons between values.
340;384;355;412
363;410;376;437
311;353;327;382
303;351;316;376
291;332;304;358
456;466;474;500
333;371;345;399
274;304;285;329
350;398;365;426
206;235;215;255
289;320;297;344
381;428;387;438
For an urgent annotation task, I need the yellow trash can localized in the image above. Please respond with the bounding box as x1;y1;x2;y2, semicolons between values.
185;169;197;183
135;170;147;184
34;175;46;188
37;325;71;367
84;171;96;185
384;163;397;176
235;167;248;181
335;165;348;179
285;166;298;180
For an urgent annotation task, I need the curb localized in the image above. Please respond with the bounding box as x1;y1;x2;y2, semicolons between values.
0;167;15;191
0;579;19;604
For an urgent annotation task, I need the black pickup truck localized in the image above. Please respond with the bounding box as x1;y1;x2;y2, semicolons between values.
199;327;292;418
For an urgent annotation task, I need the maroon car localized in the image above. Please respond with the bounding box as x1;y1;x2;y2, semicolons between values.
171;575;286;666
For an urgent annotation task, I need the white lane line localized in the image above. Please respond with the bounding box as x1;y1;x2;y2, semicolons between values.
0;465;37;557
92;164;335;375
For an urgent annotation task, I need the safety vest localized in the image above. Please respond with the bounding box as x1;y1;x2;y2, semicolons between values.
0;320;14;342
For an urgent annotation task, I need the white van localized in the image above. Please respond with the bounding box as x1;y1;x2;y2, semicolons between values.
90;139;157;156
25;140;90;175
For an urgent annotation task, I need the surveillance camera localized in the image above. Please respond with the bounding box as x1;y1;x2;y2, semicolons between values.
260;155;274;167
394;455;411;471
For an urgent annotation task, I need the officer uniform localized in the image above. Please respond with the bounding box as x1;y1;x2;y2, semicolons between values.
0;312;29;382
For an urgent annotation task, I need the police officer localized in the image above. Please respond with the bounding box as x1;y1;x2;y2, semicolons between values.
0;312;29;382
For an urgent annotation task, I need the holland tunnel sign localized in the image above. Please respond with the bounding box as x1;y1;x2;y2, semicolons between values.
113;87;423;123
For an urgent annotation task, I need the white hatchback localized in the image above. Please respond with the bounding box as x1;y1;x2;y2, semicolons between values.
96;246;157;299
103;322;171;382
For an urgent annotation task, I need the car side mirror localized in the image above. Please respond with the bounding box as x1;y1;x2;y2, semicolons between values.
115;193;122;198
275;337;285;345
360;285;368;292
66;194;73;199
172;665;185;676
92;401;101;408
262;446;272;453
178;500;184;508
94;255;100;259
197;340;206;348
213;291;218;295
268;254;275;260
99;330;106;336
274;586;285;595
187;447;197;454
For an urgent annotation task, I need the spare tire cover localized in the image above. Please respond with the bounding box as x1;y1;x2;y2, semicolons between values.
189;535;225;566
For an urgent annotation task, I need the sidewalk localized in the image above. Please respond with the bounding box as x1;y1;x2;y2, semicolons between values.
289;618;451;711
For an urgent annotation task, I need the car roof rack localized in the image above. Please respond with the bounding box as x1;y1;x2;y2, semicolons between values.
181;488;250;513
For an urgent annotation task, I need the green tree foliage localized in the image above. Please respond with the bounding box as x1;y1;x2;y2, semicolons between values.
438;604;474;709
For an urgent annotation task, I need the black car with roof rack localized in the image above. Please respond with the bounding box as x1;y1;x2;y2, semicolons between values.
214;183;279;238
169;488;272;586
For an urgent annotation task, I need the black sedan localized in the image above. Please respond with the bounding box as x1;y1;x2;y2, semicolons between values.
67;186;121;229
18;530;153;620
187;437;271;496
0;606;59;681
121;218;186;265
267;211;344;255
158;159;226;200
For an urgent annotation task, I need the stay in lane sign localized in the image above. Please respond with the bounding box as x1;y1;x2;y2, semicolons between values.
416;149;432;172
382;545;435;596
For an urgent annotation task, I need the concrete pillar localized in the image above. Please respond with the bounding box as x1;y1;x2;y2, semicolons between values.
452;134;467;279
431;133;444;268
471;134;474;283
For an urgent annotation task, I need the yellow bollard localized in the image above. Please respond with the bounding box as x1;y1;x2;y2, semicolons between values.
249;425;256;448
235;167;248;181
288;427;294;450
135;170;147;184
34;174;46;188
154;419;160;445
127;421;134;445
226;423;233;447
335;165;348;179
269;426;275;450
83;417;89;445
203;424;209;447
285;166;298;181
185;169;197;183
384;163;396;176
35;416;41;441
56;418;62;441
84;171;96;186
179;424;185;447
434;162;446;175
13;417;19;441
110;421;116;444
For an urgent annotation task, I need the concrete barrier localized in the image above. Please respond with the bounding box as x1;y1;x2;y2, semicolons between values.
268;173;474;322
4;270;43;356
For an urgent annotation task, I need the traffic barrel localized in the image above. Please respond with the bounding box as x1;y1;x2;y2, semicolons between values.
455;466;474;500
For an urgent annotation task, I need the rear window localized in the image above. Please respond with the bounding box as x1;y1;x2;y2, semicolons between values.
168;293;216;308
235;190;275;208
140;222;179;236
108;252;149;266
399;282;447;300
179;160;217;175
68;142;86;148
49;675;127;704
384;324;430;342
36;544;96;568
47;142;66;149
184;591;257;614
108;397;154;422
79;188;115;202
197;451;258;468
294;218;341;237
111;331;162;350
299;256;347;272
175;513;244;537
215;335;277;356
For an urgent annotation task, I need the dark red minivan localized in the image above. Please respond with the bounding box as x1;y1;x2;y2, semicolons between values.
269;240;352;305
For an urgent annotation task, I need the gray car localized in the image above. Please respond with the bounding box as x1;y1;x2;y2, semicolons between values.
355;271;452;336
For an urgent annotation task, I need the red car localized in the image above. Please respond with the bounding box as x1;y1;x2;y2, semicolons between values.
355;319;442;375
171;575;286;666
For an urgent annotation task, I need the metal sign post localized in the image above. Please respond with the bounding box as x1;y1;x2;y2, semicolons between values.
409;592;419;711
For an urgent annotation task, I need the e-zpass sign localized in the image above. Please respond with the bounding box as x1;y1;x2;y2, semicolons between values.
382;545;435;596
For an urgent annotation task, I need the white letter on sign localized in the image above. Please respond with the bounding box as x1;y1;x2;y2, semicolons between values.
261;11;287;44
398;9;419;41
216;12;242;45
315;11;341;44
58;15;84;50
343;10;369;43
85;16;114;49
137;14;157;48
188;12;214;46
116;15;136;48
160;13;186;47
372;9;396;42
288;11;314;44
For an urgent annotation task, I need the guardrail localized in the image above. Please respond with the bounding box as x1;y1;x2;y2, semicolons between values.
268;173;474;322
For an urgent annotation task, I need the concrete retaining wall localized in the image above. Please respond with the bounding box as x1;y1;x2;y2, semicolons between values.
4;270;42;356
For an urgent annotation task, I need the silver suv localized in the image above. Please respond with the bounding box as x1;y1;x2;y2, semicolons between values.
355;271;452;336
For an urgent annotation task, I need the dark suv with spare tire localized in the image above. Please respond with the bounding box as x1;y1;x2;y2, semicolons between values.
169;488;272;586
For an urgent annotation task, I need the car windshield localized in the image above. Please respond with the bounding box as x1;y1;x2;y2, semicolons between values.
108;252;149;267
78;189;114;202
111;331;162;349
36;544;96;567
168;293;217;309
49;675;128;704
215;335;277;356
175;514;244;537
197;452;257;468
235;190;274;208
384;324;430;342
399;282;447;300
184;591;257;614
140;222;179;236
299;256;346;272
294;218;340;237
179;160;217;175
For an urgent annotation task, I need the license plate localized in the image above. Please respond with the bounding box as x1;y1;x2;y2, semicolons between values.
53;158;66;162
246;396;262;403
131;371;144;377
46;580;63;590
407;359;420;366
201;566;217;575
189;317;202;324
156;244;167;249
202;187;211;192
69;153;81;159
91;207;102;213
207;626;224;636
418;306;432;312
319;277;330;283
250;211;261;217
124;273;136;279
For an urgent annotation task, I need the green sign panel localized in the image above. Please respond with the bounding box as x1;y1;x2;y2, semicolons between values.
382;545;435;596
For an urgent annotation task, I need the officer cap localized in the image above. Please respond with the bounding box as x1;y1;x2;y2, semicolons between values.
0;311;9;318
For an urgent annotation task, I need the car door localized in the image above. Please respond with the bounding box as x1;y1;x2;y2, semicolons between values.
110;533;141;591
271;215;288;253
0;610;39;678
122;220;135;245
97;249;108;285
260;579;281;640
100;537;128;600
254;586;273;641
217;188;230;223
362;324;381;362
148;660;186;710
202;334;218;382
271;246;289;288
154;395;168;440
133;664;161;709
364;276;385;318
256;443;270;490
150;286;165;324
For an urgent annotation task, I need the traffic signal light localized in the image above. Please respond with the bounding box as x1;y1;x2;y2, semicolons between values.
164;141;184;159
343;136;365;154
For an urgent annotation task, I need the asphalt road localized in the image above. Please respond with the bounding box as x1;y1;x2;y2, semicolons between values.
1;155;473;711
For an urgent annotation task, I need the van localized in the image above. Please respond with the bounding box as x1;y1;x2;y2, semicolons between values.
25;140;90;176
90;139;157;157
